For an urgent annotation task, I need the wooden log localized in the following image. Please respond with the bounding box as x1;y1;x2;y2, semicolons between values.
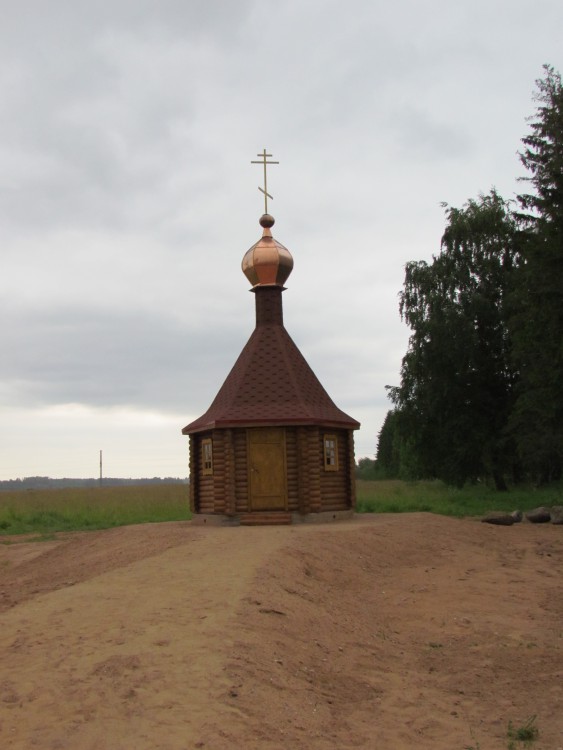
188;435;196;513
234;429;249;513
348;430;356;510
320;490;346;499
319;502;348;512
308;428;322;513
286;436;300;511
224;429;236;516
296;427;310;514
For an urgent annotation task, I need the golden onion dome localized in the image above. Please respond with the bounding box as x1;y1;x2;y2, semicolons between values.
242;214;294;288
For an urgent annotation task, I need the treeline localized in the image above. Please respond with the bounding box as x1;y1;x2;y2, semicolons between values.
379;65;563;490
0;477;188;491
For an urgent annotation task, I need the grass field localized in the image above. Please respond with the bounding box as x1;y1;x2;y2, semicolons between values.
0;480;561;536
356;479;563;517
0;484;191;536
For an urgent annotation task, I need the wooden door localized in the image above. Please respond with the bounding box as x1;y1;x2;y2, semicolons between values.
248;428;287;511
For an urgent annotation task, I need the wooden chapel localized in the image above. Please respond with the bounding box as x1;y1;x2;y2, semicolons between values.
182;152;360;525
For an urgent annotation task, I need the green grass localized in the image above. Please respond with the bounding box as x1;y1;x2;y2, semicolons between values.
356;479;562;517
507;716;539;749
0;484;191;536
1;479;560;535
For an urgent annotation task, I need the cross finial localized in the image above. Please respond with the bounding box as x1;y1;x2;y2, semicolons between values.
251;148;279;214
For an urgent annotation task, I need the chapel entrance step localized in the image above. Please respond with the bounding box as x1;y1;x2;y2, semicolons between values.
239;512;292;526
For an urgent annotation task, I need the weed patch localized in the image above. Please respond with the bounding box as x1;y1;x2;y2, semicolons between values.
507;716;539;749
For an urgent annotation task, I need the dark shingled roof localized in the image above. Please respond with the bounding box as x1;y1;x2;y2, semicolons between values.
182;290;360;434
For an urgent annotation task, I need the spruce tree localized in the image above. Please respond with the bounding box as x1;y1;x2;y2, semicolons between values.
509;65;563;482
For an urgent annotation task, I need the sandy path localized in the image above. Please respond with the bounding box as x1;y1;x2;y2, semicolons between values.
1;515;562;749
0;525;290;749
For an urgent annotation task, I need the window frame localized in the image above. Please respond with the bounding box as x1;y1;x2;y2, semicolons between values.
201;438;213;476
323;434;339;471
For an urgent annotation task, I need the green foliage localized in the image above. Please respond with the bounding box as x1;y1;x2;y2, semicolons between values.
355;479;562;517
376;409;428;481
387;65;563;489
355;457;380;480
518;66;563;224
375;411;396;475
507;716;539;749
389;191;518;488
0;484;191;535
508;65;563;484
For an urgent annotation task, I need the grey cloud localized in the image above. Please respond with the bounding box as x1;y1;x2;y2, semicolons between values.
1;0;563;477
2;306;248;412
391;107;473;160
1;3;257;239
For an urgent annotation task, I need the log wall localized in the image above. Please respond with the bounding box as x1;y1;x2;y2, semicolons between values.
318;429;352;511
296;427;310;514
347;430;357;511
233;429;249;513
308;427;322;513
192;431;214;513
224;429;236;516
211;430;226;515
188;435;196;513
285;428;300;512
190;425;356;516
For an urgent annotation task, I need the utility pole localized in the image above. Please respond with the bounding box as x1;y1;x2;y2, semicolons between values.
99;450;103;488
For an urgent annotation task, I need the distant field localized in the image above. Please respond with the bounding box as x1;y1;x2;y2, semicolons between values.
0;484;191;536
1;480;561;536
356;478;563;517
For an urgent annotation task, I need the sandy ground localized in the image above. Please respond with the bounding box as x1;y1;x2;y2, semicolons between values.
0;514;562;750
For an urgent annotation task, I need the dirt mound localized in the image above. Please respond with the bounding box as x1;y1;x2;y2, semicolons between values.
1;515;562;749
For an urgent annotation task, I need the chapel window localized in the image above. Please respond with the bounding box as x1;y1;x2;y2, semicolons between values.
202;438;213;476
323;434;338;471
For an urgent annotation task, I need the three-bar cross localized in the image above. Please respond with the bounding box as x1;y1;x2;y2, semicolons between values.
251;148;279;214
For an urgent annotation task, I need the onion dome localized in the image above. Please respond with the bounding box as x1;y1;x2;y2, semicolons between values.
241;214;294;288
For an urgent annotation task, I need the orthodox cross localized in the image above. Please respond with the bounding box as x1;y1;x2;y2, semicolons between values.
251;148;279;214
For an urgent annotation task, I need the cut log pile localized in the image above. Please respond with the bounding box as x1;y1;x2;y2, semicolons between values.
482;505;563;526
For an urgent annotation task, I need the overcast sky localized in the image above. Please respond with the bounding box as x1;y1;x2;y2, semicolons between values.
1;0;562;479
